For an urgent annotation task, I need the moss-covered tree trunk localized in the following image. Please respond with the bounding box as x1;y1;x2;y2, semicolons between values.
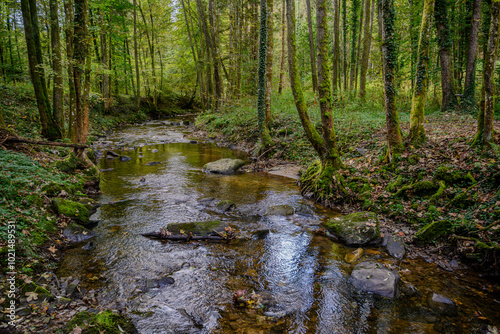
349;0;360;91
474;1;500;146
64;0;76;140
408;0;434;144
72;0;90;145
332;0;340;97
50;0;64;132
379;0;403;161
463;0;482;109
264;0;274;124
20;0;62;140
305;0;318;92
359;0;372;99
257;0;273;149
434;0;457;111
133;0;140;108
278;0;286;95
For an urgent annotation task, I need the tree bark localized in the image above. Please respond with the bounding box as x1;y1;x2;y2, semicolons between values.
133;0;140;108
475;1;499;146
257;0;273;149
349;0;360;91
50;0;64;131
359;0;372;99
379;0;403;161
434;0;457;111
20;0;62;140
408;0;434;144
332;0;340;97
64;0;75;140
264;0;274;124
342;0;347;91
100;14;110;113
353;0;365;91
463;0;482;107
72;0;90;144
278;0;286;94
305;0;318;92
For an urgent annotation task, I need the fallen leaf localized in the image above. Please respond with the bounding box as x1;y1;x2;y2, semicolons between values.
48;245;57;253
71;326;82;334
25;291;38;302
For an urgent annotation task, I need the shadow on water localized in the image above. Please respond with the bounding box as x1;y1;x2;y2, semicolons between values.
58;120;500;334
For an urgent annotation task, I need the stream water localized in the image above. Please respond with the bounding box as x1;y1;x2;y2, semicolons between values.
59;120;500;334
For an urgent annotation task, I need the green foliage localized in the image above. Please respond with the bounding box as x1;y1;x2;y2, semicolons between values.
65;311;138;334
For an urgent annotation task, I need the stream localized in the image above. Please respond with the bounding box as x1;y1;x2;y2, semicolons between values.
59;119;500;334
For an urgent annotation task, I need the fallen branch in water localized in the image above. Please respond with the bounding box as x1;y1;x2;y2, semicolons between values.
141;232;226;241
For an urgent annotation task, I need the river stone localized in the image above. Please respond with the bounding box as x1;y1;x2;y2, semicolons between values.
120;155;131;162
216;200;236;212
386;235;405;260
106;150;119;158
53;198;90;226
202;158;246;175
166;221;228;236
325;212;380;246
63;223;96;243
349;261;400;298
345;248;364;264
265;204;294;216
414;220;452;244
428;292;458;316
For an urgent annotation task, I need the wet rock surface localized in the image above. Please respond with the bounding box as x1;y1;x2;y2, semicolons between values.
325;212;380;246
427;292;458;316
63;223;96;243
202;158;246;174
349;261;400;298
265;204;295;216
385;235;405;260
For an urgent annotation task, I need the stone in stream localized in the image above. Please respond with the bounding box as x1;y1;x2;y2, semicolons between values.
166;221;229;235
349;261;400;298
325;212;380;246
106;150;119;158
385;235;406;260
216;200;236;212
63;223;96;243
345;248;364;264
120;155;132;162
265;204;294;216
202;158;246;175
145;161;161;166
53;198;91;226
427;292;458;316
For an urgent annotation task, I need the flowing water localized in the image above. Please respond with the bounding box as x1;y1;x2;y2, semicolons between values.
59;120;500;334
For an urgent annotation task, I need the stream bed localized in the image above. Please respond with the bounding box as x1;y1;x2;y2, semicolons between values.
59;120;500;333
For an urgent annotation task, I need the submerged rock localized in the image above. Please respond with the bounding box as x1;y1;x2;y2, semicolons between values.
202;158;245;175
216;200;236;212
325;212;380;246
349;261;400;298
345;248;364;264
165;221;228;235
265;204;294;216
428;292;458;316
106;150;119;158
63;223;96;243
120;155;131;162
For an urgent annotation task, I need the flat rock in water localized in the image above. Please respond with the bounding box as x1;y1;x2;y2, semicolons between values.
202;158;245;175
265;204;294;216
216;200;236;212
63;223;96;243
345;248;364;264
349;261;400;298
386;235;405;260
428;292;458;316
120;155;131;162
325;212;380;246
166;221;228;235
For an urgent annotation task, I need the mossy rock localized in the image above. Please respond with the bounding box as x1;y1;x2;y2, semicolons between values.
411;181;439;195
65;310;138;334
265;204;295;216
42;182;67;197
413;220;452;244
434;166;476;187
451;192;476;209
21;282;54;301
325;212;380;246
53;198;90;226
386;175;404;193
216;200;236;212
55;152;79;173
166;221;227;236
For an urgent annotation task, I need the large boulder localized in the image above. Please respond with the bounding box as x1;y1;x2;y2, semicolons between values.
63;223;96;243
53;198;90;226
325;212;380;246
202;158;245;175
349;261;400;298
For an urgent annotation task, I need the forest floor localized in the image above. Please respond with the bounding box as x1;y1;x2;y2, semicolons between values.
195;91;500;275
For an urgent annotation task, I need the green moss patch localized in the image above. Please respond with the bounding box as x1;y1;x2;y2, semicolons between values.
52;198;90;226
414;220;452;244
65;310;138;334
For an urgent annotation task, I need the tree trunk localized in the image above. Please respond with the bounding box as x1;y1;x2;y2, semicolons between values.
463;0;482;108
125;38;136;97
359;0;372;99
332;0;340;97
305;0;318;92
196;0;214;108
100;15;110;113
209;0;223;109
475;1;499;146
353;0;365;91
379;0;403;161
349;0;360;91
317;0;342;169
257;0;273;149
20;0;62;140
72;0;90;144
133;0;140;108
138;0;157;109
264;0;274;124
278;0;286;94
64;0;75;140
434;0;457;111
342;0;347;91
50;0;64;132
408;0;434;144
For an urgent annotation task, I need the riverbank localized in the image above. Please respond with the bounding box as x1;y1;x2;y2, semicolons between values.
195;91;500;275
0;83;193;333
